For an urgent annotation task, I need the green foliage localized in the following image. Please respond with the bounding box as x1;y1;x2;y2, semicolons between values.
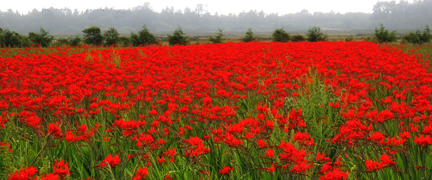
242;28;257;42
306;26;328;42
56;38;69;46
272;28;291;42
130;25;158;46
374;24;397;43
167;27;189;46
0;121;17;179
19;35;31;47
82;26;103;45
69;36;81;46
402;25;431;44
118;36;132;46
28;28;54;47
345;35;354;42
291;34;306;42
103;27;119;46
209;28;224;43
0;29;21;47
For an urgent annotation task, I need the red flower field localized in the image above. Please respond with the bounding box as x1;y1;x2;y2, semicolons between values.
0;41;431;179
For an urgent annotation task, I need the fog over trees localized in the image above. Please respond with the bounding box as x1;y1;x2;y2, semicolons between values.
0;0;431;35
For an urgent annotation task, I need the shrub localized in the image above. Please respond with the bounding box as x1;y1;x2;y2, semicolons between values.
103;27;120;46
69;36;81;46
167;27;189;46
374;24;397;43
82;26;103;45
57;38;69;46
209;28;224;43
0;29;21;47
19;35;31;47
402;25;431;44
307;26;327;42
291;34;306;42
272;28;290;42
345;35;354;42
242;28;257;42
28;28;54;47
119;36;132;47
130;26;158;46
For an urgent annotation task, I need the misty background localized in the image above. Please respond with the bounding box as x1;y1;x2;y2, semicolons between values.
0;0;431;36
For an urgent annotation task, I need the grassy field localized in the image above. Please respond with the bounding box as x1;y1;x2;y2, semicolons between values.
1;41;432;179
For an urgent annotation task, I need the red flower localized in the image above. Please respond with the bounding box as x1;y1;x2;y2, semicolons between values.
53;160;71;178
219;166;234;175
133;167;148;180
98;154;121;168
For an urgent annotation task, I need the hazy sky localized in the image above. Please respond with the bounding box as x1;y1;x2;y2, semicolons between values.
2;0;396;15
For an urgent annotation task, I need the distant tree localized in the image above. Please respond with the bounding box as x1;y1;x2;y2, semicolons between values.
402;25;431;44
242;28;257;42
374;24;397;43
291;34;306;42
306;26;327;42
272;28;290;42
167;27;189;46
1;29;21;47
209;28;224;43
28;28;54;47
103;27;119;46
69;36;81;46
82;26;103;45
130;25;158;46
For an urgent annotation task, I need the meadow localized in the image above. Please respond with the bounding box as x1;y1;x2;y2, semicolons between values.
1;41;432;180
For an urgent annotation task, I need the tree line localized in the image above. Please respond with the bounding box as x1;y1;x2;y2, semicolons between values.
2;23;429;48
1;1;431;35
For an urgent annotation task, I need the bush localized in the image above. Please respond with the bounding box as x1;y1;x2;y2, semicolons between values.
103;27;119;46
209;29;224;43
82;26;103;45
119;36;132;47
0;29;21;47
167;27;189;46
345;35;354;42
402;25;431;44
69;36;81;46
57;38;69;46
272;28;290;42
307;26;327;42
130;26;158;46
28;28;54;47
19;35;31;47
242;28;257;42
291;34;306;42
374;24;397;43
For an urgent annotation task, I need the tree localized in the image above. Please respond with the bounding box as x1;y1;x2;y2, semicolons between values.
272;28;290;42
209;28;224;43
130;25;158;46
242;28;257;42
103;27;119;46
82;26;103;45
306;26;327;42
28;28;54;47
0;29;21;47
167;27;189;46
374;24;397;43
